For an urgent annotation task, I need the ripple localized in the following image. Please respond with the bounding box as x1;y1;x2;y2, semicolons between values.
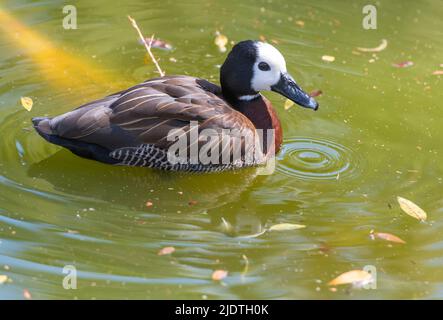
276;137;360;181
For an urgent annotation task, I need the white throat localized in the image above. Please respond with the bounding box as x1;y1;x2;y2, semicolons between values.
238;93;260;101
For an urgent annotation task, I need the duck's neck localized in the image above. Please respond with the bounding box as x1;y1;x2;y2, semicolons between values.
229;95;283;155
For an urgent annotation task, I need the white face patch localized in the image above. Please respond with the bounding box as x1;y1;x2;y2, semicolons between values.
250;42;287;92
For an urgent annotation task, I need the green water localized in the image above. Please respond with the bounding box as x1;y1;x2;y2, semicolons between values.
0;0;443;299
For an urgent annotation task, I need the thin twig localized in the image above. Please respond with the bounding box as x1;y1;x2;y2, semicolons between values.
127;15;165;77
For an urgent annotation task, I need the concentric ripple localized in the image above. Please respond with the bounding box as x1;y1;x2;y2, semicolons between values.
276;137;360;181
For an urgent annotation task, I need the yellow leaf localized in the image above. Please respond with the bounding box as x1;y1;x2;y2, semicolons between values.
370;231;406;244
321;55;335;62
328;270;372;286
215;32;228;53
284;99;294;110
0;275;8;284
397;196;427;221
20;97;33;111
269;223;306;231
356;39;388;52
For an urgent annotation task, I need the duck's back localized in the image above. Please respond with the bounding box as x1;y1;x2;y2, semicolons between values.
33;76;265;171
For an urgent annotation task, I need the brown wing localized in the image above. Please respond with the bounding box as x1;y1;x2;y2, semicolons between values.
45;76;259;166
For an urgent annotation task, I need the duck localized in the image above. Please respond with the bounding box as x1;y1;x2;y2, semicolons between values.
32;40;318;172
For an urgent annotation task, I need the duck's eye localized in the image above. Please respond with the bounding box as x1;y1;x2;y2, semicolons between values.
258;62;271;71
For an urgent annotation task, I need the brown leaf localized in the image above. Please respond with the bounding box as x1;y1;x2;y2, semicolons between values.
295;20;305;27
158;246;175;256
145;201;153;207
212;269;228;281
23;288;32;299
20;97;33;111
356;39;388;52
328;270;372;286
309;90;323;97
188;200;198;206
432;70;443;75
397;196;427;221
141;38;172;51
370;231;406;244
392;61;414;68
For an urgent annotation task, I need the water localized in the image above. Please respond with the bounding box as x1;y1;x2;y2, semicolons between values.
0;0;443;299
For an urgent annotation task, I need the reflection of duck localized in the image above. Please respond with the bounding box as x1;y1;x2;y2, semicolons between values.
28;149;260;210
32;41;318;172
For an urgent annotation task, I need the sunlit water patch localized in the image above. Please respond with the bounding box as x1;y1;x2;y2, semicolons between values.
276;137;360;181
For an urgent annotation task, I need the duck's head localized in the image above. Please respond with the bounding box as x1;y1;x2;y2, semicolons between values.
220;40;318;110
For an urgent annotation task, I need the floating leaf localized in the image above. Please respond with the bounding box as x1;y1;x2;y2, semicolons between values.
269;223;306;231
432;70;443;75
145;201;153;207
295;20;305;27
23;288;32;299
188;200;198;206
140;38;172;51
284;99;294;110
158;246;175;256
309;90;323;97
321;55;335;62
397;196;427;221
370;230;406;244
215;32;228;53
212;269;228;281
20;97;33;111
356;39;388;52
328;270;372;286
392;61;414;68
0;275;8;284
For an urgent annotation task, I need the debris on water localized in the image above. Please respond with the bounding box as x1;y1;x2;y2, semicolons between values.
169;57;177;63
139;37;172;50
23;288;32;299
392;61;414;68
145;201;153;207
309;90;322;97
0;275;8;284
397;196;427;221
20;97;33;111
268;223;306;231
328;270;373;287
215;32;228;53
322;55;335;62
432;70;443;75
356;39;388;52
284;99;294;110
158;246;175;256
188;200;198;206
220;217;233;233
212;269;228;281
369;230;406;244
295;20;305;27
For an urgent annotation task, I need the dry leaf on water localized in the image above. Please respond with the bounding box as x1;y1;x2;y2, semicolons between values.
23;288;32;299
140;38;172;51
215;32;228;53
321;55;335;62
328;270;372;286
158;246;175;256
145;201;153;207
370;230;406;244
20;97;33;111
309;90;323;97
284;99;294;110
269;223;306;231
392;61;414;68
432;70;443;75
356;39;388;52
397;196;427;221
0;275;8;284
212;269;228;281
